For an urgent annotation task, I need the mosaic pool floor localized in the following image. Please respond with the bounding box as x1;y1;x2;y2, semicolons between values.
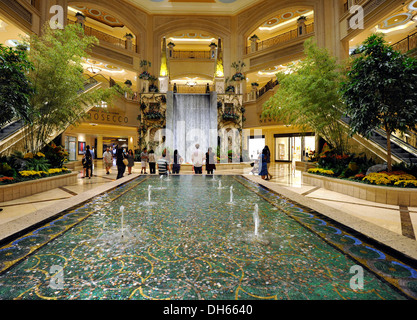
0;175;416;300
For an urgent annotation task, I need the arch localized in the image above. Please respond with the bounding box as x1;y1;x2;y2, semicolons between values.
237;0;324;56
68;0;147;57
152;16;232;78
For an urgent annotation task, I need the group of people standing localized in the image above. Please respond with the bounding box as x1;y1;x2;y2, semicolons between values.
191;144;216;175
135;144;217;176
114;148;135;179
82;144;272;180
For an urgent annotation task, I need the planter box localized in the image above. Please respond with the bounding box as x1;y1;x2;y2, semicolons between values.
302;172;417;206
0;172;78;203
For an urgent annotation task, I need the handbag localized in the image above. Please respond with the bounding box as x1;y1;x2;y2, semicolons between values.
123;158;128;166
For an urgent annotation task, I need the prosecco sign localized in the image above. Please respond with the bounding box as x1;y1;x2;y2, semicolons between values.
87;108;137;126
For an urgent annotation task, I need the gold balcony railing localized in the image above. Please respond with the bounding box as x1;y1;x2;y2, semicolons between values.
391;30;417;55
246;23;314;54
170;50;213;60
67;19;137;53
171;84;214;94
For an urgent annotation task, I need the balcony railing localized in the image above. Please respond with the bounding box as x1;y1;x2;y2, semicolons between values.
171;84;214;94
245;79;279;102
391;30;417;55
67;19;137;53
246;23;314;54
170;50;213;60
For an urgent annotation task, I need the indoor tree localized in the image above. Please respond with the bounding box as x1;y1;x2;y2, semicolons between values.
24;23;124;153
262;38;349;154
0;44;34;127
341;33;417;172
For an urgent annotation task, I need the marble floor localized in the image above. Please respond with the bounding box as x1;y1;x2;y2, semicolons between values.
1;161;416;259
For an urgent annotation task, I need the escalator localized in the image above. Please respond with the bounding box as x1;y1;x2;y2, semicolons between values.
0;119;25;144
0;74;105;156
340;115;417;165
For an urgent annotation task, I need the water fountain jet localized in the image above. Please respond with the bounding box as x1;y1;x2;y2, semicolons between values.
253;204;259;238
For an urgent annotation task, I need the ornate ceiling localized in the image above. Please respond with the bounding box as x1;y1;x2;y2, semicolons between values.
123;0;264;15
71;5;125;27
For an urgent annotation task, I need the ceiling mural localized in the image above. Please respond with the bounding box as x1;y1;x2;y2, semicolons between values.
125;0;261;14
168;0;217;3
71;6;125;28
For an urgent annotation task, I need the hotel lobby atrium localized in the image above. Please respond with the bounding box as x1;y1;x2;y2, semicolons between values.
0;0;417;306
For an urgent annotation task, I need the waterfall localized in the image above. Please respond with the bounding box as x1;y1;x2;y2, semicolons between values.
166;92;218;164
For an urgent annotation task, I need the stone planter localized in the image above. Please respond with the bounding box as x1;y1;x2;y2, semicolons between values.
302;172;417;206
0;172;78;202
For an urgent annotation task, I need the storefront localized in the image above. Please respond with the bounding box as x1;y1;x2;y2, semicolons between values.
248;135;266;160
274;133;315;162
62;105;139;161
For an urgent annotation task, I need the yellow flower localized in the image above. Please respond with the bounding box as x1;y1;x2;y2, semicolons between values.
48;168;63;174
36;152;45;158
24;153;33;159
363;172;416;185
19;170;48;177
308;168;334;176
394;180;417;188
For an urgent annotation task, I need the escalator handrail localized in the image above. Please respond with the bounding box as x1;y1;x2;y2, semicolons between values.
372;127;417;159
339;110;417;159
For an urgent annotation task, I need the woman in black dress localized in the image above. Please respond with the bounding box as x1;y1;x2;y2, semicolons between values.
84;145;93;179
205;147;216;175
116;148;127;179
172;149;182;174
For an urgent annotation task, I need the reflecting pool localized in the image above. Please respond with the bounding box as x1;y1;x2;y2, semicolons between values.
0;175;416;300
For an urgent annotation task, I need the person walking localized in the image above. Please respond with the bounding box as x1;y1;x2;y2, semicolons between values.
103;147;113;175
127;149;135;175
191;144;204;174
258;148;269;180
116;148;127;179
90;147;95;177
140;147;149;174
263;145;272;180
148;149;156;174
205;147;216;175
172;149;183;174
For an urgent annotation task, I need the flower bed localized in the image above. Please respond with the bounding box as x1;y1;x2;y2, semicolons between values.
302;143;417;205
306;143;417;188
307;169;417;188
302;172;417;206
0;168;72;185
0;170;78;202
